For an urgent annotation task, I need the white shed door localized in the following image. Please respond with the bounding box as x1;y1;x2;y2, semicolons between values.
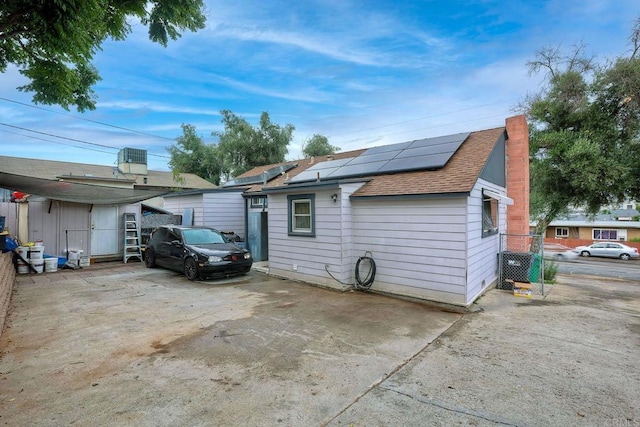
91;206;119;256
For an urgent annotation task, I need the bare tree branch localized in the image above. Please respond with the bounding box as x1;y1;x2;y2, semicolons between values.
630;17;640;58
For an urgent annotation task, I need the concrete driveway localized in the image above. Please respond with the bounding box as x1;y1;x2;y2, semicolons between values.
1;263;638;426
0;263;461;426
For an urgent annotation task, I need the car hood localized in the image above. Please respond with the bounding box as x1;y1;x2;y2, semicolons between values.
186;242;249;256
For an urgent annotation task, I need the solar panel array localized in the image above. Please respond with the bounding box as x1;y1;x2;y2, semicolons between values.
288;132;470;183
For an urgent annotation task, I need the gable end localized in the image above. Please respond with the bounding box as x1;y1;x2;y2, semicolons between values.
478;131;506;187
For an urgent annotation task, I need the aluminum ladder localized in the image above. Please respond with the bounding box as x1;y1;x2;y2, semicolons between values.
123;213;143;263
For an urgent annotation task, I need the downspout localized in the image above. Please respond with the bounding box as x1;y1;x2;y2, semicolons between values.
243;194;249;253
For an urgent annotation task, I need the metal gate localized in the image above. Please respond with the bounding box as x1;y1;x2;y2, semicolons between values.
498;233;546;295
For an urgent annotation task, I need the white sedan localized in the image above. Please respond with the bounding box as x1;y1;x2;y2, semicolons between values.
574;242;640;261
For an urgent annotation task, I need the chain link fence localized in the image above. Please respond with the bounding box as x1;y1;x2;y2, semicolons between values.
498;234;546;295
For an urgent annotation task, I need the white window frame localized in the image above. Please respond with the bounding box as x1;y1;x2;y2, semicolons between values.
592;229;626;241
555;227;569;238
287;194;315;237
482;192;499;237
250;196;267;209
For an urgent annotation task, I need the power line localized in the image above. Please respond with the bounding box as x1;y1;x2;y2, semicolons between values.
0;129;117;155
0;122;171;159
0;96;175;141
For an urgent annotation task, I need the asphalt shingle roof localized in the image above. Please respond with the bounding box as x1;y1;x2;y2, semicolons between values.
353;127;505;197
234;126;505;197
0;155;216;190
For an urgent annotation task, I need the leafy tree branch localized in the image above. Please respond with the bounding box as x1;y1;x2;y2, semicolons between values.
0;0;206;111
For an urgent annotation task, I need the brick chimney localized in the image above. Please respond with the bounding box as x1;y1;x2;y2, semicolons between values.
505;115;529;236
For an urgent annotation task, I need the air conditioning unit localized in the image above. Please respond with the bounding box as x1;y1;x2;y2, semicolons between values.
118;148;148;175
118;148;147;165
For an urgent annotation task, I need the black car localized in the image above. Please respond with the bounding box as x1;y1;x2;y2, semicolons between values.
144;225;252;280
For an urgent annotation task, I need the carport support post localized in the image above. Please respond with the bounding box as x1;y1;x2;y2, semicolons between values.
17;202;28;244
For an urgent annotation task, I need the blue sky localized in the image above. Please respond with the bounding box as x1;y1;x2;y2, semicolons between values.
1;0;639;172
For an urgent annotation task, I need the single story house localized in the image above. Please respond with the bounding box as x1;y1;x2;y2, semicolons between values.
199;115;528;307
534;209;640;242
159;115;529;306
0;148;215;261
162;163;301;261
541;220;640;242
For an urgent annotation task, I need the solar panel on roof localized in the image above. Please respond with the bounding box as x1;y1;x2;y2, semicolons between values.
342;151;396;165
364;141;413;155
379;152;452;173
223;163;297;187
395;140;463;158
287;131;470;183
325;160;389;178
289;167;340;182
222;175;264;187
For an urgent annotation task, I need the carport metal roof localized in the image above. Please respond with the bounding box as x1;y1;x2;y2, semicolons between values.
0;172;171;205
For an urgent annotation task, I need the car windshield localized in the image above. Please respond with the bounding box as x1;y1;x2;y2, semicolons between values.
182;228;226;245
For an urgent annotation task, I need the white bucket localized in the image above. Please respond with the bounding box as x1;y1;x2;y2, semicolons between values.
67;250;83;261
29;246;44;259
44;257;58;273
17;261;29;274
30;259;44;273
17;246;29;260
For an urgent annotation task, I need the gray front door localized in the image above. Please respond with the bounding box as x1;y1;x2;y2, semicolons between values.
247;211;268;262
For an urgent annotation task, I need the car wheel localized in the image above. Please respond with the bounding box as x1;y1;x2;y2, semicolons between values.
620;253;631;261
556;254;564;260
580;251;590;257
145;248;156;268
184;257;199;281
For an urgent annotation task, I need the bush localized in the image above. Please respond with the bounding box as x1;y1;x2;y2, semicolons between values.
544;260;559;283
629;237;640;243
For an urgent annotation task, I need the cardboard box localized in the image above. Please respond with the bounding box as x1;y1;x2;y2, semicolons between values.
513;282;533;298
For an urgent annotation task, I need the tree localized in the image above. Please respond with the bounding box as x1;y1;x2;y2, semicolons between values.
168;124;222;185
214;110;294;180
301;134;339;158
525;21;640;234
0;0;206;112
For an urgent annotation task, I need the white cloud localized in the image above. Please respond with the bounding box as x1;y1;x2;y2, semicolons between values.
96;100;222;116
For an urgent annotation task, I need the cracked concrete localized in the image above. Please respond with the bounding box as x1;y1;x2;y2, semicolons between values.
328;274;640;426
1;263;639;426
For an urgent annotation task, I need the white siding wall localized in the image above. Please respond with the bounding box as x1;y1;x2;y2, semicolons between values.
465;179;507;304
352;197;468;305
267;183;507;307
202;192;245;236
338;183;363;283
163;193;246;236
268;185;364;289
0;202;18;236
163;195;204;225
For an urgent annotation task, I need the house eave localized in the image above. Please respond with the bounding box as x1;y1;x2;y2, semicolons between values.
262;177;370;194
163;187;249;198
350;191;471;201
